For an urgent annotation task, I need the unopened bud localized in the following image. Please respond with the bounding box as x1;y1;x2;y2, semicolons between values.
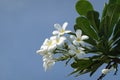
102;69;110;74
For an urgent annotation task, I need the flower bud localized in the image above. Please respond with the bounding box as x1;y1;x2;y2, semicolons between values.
102;69;110;74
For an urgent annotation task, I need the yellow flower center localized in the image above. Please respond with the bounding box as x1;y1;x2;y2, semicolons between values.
60;29;65;33
75;50;80;53
56;39;59;43
48;40;52;46
76;38;81;41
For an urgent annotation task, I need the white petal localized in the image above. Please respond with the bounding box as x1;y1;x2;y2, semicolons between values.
43;57;48;62
81;35;89;40
60;36;66;41
50;36;56;41
47;60;55;69
43;59;55;71
79;47;85;51
65;30;71;33
70;35;76;40
43;62;47;71
57;41;64;46
48;44;57;51
62;22;68;30
57;37;66;45
43;38;49;45
43;56;51;62
73;40;80;45
59;32;64;35
54;24;62;30
36;45;48;55
36;49;47;55
52;31;59;35
41;45;48;50
76;29;82;38
80;51;85;55
36;50;41;53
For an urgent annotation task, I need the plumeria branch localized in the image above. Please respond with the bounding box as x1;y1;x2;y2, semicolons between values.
36;0;120;79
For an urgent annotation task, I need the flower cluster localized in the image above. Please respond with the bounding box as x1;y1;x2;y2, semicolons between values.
36;22;89;71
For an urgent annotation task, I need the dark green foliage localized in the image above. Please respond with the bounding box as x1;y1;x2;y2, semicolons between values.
76;17;99;40
71;0;120;79
76;0;93;16
87;10;100;33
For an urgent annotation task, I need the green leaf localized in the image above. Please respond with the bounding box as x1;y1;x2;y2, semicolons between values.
87;10;100;33
109;0;117;4
70;55;108;77
109;39;120;57
106;4;120;38
76;17;99;40
113;19;120;40
84;38;97;47
100;3;120;40
68;68;80;76
109;0;120;5
75;69;90;77
101;3;108;19
71;56;106;77
89;56;108;76
71;58;92;69
99;16;110;38
76;0;93;16
90;61;103;76
70;58;92;76
68;68;90;77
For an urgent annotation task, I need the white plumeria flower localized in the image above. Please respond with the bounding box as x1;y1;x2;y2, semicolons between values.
36;45;48;56
69;45;85;58
101;68;111;74
52;22;71;35
36;38;57;55
42;53;53;62
70;29;89;45
50;35;66;47
42;54;55;71
42;38;57;52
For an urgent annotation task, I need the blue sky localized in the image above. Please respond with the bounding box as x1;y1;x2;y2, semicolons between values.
0;0;120;80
